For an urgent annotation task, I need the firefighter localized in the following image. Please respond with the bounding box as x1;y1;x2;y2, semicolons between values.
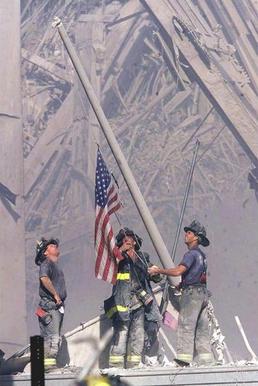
148;220;214;367
104;228;162;369
35;237;67;371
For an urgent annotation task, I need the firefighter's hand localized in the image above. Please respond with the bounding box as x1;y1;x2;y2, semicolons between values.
120;240;134;252
148;265;161;275
54;294;62;305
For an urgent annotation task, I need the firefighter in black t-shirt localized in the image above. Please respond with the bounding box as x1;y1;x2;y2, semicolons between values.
35;237;66;371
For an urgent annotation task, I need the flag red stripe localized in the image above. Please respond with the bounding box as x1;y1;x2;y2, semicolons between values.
107;185;114;198
95;209;114;277
95;207;103;241
102;228;114;281
108;203;121;217
107;192;118;207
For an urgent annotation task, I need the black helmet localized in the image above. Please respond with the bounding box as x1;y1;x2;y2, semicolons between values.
184;220;210;247
35;237;59;266
115;228;142;251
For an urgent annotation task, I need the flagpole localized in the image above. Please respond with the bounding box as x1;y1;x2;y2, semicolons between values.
53;17;179;286
159;140;199;315
171;139;200;262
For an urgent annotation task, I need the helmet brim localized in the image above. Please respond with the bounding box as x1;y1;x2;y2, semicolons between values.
35;238;59;265
184;227;210;247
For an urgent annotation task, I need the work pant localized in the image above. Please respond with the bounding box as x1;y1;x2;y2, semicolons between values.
109;307;145;368
38;300;64;368
144;320;160;358
176;285;214;365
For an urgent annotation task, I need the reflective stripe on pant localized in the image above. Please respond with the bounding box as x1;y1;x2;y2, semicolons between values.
39;308;63;359
109;354;125;368
109;323;127;368
126;354;142;368
177;286;213;365
109;307;144;368
197;352;214;363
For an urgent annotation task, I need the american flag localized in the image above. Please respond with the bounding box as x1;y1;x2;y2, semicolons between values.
95;149;122;284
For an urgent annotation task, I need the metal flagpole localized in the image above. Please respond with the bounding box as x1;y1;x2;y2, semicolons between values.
53;17;179;286
171;139;200;262
159;140;199;315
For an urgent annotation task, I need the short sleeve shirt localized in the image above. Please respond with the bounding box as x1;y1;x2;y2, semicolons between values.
180;247;207;286
39;259;67;301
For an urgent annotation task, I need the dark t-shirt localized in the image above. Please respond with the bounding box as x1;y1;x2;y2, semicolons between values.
180;247;207;286
39;259;67;301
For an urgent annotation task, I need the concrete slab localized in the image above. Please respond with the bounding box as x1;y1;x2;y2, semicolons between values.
2;364;258;386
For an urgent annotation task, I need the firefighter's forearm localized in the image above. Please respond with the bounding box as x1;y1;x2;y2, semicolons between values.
158;263;186;276
40;276;58;297
158;267;182;276
149;264;186;277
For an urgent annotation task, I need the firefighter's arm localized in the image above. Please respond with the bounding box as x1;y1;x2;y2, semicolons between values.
148;263;163;283
40;276;62;304
148;264;187;277
113;239;136;262
113;246;126;262
141;252;162;282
